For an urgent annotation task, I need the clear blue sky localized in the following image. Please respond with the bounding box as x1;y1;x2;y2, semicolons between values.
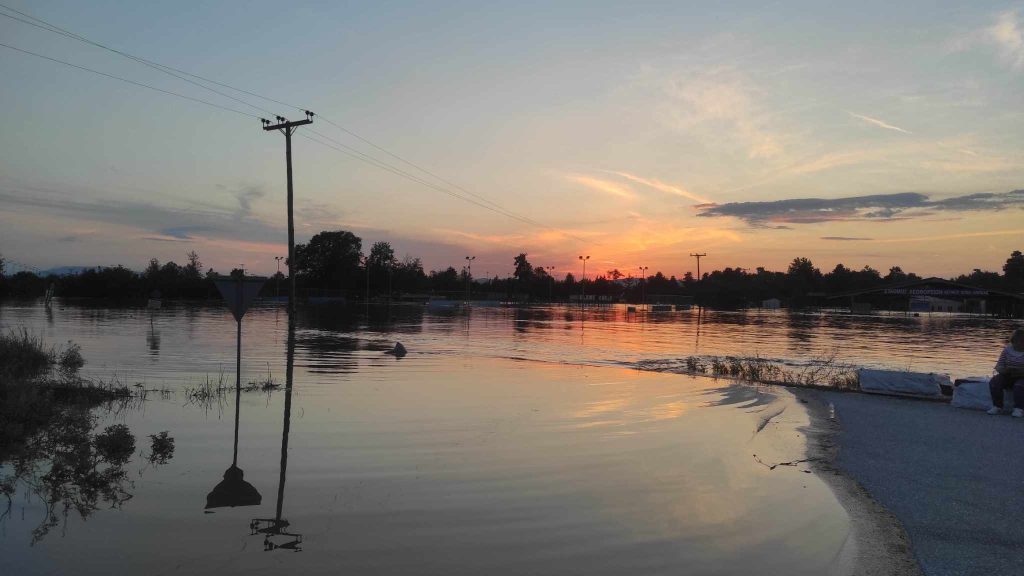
1;1;1023;278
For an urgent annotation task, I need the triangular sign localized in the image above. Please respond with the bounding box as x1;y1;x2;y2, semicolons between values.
214;277;267;321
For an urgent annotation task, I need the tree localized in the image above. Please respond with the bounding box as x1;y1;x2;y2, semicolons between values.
1004;250;1024;289
513;253;533;282
367;241;397;269
606;269;624;280
184;251;202;280
885;266;907;283
786;257;821;304
0;252;5;278
293;230;363;289
144;258;160;280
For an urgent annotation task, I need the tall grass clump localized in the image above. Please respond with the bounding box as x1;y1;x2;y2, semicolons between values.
1;329;140;452
0;328;55;381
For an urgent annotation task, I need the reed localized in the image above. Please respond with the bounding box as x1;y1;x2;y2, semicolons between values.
674;352;859;391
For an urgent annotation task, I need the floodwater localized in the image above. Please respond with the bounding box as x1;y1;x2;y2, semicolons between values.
0;300;1015;574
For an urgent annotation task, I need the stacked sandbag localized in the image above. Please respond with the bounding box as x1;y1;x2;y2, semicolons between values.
858;369;949;398
951;376;1009;411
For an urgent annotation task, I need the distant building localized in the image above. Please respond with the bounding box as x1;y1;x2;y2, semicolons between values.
761;298;781;310
910;296;973;313
828;277;1018;317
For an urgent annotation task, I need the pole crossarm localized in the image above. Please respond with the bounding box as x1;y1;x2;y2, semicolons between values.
262;116;313;132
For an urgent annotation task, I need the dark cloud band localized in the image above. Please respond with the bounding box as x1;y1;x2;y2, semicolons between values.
696;189;1024;225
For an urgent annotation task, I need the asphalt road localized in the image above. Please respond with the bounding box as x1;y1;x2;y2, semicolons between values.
805;390;1024;576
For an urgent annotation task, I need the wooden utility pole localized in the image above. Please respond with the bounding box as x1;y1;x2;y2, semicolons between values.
690;253;707;281
262;112;313;326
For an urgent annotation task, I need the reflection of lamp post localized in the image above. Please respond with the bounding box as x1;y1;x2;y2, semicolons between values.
464;256;475;303
639;266;648;310
578;256;590;306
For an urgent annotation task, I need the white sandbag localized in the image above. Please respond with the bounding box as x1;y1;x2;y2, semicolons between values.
951;377;992;410
952;376;1010;411
858;368;948;397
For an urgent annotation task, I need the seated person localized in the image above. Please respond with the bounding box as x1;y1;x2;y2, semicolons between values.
988;328;1024;417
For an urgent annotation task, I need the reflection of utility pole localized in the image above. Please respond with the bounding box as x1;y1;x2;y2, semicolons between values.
249;321;302;552
690;253;707;281
262;112;314;327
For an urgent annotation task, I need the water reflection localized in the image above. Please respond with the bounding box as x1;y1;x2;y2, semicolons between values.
147;319;160;356
0;408;174;544
205;383;261;509
249;319;302;552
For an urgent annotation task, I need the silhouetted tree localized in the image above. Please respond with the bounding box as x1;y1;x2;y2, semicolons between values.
513;253;533;282
1004;250;1024;290
294;230;363;291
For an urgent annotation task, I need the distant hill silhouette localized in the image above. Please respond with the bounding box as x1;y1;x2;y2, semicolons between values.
39;266;94;277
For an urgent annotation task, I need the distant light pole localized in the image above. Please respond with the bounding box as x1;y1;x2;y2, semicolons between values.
543;266;556;302
364;255;371;304
274;256;284;298
639;266;649;309
465;256;475;303
578;255;590;306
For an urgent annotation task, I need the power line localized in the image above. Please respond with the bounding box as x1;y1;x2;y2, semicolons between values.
302;128;572;235
0;2;592;244
0;2;557;230
0;5;280;118
0;42;259;118
300;131;562;233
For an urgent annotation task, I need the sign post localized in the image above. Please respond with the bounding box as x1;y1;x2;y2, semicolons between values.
213;273;267;455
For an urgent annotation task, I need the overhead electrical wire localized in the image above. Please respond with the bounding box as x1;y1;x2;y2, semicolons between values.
0;42;259;118
0;2;520;214
0;2;592;244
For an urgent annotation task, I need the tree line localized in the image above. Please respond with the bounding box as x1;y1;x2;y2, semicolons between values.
1;233;1022;308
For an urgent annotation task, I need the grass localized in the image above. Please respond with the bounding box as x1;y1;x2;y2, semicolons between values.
0;328;55;380
244;363;280;392
0;330;145;452
182;364;281;412
646;351;860;391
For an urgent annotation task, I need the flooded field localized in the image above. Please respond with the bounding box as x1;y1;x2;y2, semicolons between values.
0;300;1013;385
0;300;1015;575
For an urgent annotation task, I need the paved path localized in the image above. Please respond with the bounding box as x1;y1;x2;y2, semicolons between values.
805;390;1024;576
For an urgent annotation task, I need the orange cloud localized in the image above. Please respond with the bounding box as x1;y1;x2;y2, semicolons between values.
608;171;711;203
567;175;635;199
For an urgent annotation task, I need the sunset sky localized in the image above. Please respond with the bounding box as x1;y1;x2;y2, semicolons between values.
2;1;1023;279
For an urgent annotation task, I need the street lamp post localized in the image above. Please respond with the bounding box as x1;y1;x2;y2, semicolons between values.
578;255;590;307
274;256;284;298
544;266;556;302
464;256;475;303
364;256;371;305
639;266;649;310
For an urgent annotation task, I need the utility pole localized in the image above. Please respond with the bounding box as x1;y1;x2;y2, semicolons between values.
262;112;314;328
690;253;707;281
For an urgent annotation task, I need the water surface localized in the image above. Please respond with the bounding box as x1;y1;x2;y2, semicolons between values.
3;300;1012;574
